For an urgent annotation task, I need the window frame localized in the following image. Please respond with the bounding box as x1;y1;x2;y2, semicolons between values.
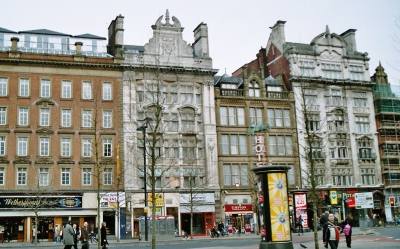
18;78;30;97
61;80;72;99
40;79;51;98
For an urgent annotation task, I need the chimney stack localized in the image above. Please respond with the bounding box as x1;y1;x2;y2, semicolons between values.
341;29;357;52
74;42;83;55
267;20;286;53
11;37;19;52
193;22;209;58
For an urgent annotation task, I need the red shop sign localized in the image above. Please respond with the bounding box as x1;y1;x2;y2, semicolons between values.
224;204;253;212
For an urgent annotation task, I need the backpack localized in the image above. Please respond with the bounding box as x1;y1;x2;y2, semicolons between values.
343;224;351;236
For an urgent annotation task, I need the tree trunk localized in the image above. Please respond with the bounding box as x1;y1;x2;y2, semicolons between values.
97;190;101;249
34;214;38;244
190;188;193;239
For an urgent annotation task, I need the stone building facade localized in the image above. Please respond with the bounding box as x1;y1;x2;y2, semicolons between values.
108;11;218;237
0;27;122;241
214;66;298;233
266;21;383;226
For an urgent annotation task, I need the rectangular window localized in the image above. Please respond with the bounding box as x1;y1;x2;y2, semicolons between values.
321;63;342;79
18;107;29;126
40;79;51;98
61;80;72;99
0;78;8;96
0;107;6;125
82;81;92;99
223;164;248;186
349;65;364;81
0;167;4;185
60;138;71;157
103;110;112;128
19;78;30;97
39;108;50;126
355;116;370;133
353;98;367;107
39;168;49;186
268;109;290;128
103;168;113;185
82;110;92;128
249;107;263;126
17;137;28;156
61;109;72;128
82;168;92;185
103;138;112;157
17;168;27;185
268;135;293;156
219;134;247;155
61;168;71;185
0;136;5;156
219;106;245;126
102;82;112;100
39;137;50;156
82;138;92;157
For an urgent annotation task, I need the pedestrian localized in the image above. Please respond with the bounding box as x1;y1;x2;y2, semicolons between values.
100;222;108;249
63;220;75;249
80;222;90;249
323;213;340;249
296;215;304;235
320;211;329;245
342;221;352;248
72;224;79;249
55;225;61;244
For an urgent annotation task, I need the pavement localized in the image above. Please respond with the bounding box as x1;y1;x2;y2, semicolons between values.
1;227;399;248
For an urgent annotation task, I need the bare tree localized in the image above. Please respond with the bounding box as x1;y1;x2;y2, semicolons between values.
295;83;329;249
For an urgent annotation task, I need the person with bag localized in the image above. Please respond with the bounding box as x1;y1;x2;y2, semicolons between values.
323;213;340;249
342;222;352;248
80;222;90;249
100;222;108;249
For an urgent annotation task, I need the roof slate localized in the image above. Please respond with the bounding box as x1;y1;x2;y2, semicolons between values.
19;29;71;36
0;27;17;33
75;33;106;40
214;75;243;85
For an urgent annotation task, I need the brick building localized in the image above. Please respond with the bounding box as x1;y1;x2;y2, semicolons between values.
0;27;122;241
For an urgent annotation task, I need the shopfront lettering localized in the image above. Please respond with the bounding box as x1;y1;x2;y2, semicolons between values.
255;134;266;167
224;204;253;212
0;196;82;209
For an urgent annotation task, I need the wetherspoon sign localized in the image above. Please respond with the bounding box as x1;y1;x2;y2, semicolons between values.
255;135;266;167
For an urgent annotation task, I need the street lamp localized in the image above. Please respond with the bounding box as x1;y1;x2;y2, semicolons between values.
137;117;152;241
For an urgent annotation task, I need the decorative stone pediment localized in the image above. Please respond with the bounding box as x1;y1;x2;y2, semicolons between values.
36;127;54;134
13;157;31;164
35;157;54;165
35;98;55;106
144;10;193;60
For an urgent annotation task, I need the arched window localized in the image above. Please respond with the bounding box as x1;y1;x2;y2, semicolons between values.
248;80;260;97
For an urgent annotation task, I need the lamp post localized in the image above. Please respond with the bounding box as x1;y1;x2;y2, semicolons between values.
137;117;151;242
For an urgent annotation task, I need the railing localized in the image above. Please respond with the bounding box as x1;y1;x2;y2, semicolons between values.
220;89;244;97
380;122;400;128
353;107;370;114
266;91;289;99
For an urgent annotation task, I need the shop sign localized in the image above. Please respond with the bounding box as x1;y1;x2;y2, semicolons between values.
0;196;82;209
224;204;253;212
343;191;356;208
148;193;164;207
180;193;215;205
100;192;126;208
355;192;374;209
267;172;290;242
330;191;338;205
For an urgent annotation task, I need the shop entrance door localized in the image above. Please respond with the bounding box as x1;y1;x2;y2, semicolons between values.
103;211;115;235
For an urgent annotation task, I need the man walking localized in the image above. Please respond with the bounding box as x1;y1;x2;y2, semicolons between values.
63;220;75;249
81;222;90;249
323;213;340;249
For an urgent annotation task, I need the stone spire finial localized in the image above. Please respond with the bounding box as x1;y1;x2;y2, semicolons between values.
371;61;388;84
325;25;330;35
165;9;170;24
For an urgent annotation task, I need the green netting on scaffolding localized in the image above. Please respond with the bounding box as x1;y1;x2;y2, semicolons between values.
373;84;400;113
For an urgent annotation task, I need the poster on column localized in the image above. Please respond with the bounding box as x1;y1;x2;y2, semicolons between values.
268;172;290;242
294;193;308;228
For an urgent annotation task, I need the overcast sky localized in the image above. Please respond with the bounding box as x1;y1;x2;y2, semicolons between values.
2;0;399;83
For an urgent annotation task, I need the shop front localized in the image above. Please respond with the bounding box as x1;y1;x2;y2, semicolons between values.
0;194;97;242
224;204;254;234
180;192;215;236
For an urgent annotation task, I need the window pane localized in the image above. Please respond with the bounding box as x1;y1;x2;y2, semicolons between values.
230;135;238;155
220;107;228;125
237;108;245;126
221;135;229;154
239;135;247;155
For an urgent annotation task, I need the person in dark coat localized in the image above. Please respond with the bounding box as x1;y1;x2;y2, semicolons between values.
80;222;90;249
100;223;108;249
63;220;75;249
320;211;329;244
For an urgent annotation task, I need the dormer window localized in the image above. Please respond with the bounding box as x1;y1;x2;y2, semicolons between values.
248;80;260;97
221;84;236;89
